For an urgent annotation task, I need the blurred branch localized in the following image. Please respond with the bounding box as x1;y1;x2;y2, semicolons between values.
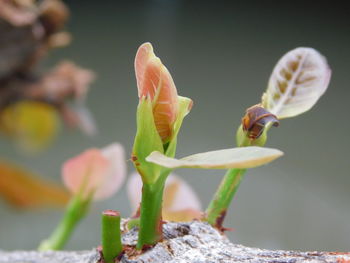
0;0;95;207
0;0;69;79
0;0;96;134
0;61;95;128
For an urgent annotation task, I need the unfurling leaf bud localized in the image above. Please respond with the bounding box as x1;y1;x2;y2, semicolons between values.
132;43;192;183
237;104;279;147
135;42;179;144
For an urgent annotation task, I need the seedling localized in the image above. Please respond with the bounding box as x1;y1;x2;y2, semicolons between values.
143;47;331;232
131;43;283;249
39;143;126;250
36;44;331;258
205;47;331;228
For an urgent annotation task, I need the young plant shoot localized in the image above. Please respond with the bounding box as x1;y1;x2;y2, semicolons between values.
39;143;126;250
206;47;331;228
36;44;331;254
133;42;283;249
132;42;194;249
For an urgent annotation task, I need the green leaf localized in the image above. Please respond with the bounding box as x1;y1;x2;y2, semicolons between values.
146;146;283;169
132;98;164;184
262;47;331;119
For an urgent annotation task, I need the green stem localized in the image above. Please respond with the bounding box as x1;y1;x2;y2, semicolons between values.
102;210;122;263
38;195;90;251
205;168;246;228
205;112;274;228
137;178;165;250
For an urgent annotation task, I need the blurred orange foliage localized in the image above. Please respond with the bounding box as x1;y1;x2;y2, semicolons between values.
0;160;69;208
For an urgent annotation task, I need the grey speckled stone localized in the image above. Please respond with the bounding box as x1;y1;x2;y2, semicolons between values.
1;221;349;263
0;250;99;263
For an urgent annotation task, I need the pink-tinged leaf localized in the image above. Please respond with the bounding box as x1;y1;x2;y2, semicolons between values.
140;56;162;99
153;64;179;141
97;143;126;200
127;172;201;221
126;172;143;213
134;42;179;143
164;174;201;212
62;149;108;199
62;143;126;201
135;42;154;98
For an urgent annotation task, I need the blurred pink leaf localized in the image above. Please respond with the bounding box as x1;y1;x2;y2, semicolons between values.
127;172;202;221
62;143;126;201
98;143;126;200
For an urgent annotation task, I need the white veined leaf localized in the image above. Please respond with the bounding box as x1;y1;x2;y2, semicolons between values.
262;47;331;119
146;146;283;169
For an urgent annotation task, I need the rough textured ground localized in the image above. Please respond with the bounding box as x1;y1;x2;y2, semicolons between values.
0;221;349;263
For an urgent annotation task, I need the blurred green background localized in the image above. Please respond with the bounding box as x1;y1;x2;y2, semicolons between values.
1;0;350;251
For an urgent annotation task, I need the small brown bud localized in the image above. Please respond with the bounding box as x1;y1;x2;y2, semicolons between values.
242;104;279;140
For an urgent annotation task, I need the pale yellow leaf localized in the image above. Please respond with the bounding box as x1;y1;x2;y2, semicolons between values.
146;147;283;169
